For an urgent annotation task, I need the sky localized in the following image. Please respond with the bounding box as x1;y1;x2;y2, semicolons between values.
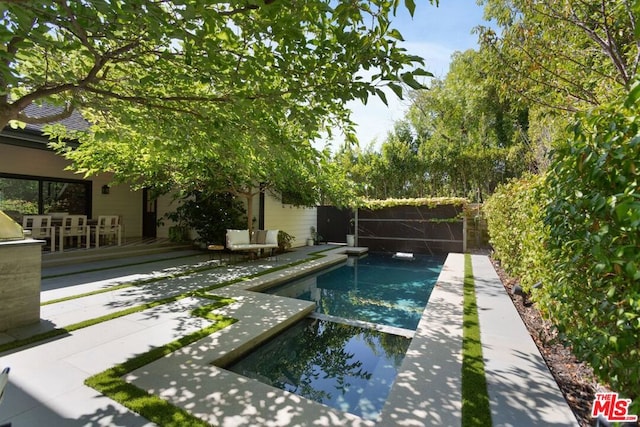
318;1;490;152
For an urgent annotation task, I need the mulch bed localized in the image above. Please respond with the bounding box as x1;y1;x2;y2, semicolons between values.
488;257;618;427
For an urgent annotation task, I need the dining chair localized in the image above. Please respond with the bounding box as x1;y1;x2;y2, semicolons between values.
58;215;90;251
95;215;122;248
22;215;55;251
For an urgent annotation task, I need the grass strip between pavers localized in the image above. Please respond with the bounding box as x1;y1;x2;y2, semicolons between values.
461;253;493;426
0;290;219;354
85;296;237;427
42;253;325;306
84;249;338;426
1;254;324;354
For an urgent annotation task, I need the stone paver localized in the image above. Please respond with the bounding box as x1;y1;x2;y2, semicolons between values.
379;252;465;427
0;248;578;426
473;255;578;427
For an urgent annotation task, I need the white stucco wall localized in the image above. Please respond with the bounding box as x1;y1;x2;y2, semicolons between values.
262;191;317;248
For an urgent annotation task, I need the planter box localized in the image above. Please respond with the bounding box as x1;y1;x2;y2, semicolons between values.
0;239;43;331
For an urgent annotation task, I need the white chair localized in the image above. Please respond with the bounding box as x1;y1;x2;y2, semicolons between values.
22;215;55;251
94;215;121;248
58;215;90;251
49;212;68;220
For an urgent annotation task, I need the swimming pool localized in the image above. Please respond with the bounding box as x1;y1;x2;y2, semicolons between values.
224;252;445;420
264;252;445;330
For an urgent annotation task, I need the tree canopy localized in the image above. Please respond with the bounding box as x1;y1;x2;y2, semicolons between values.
2;0;435;211
333;49;533;200
1;0;430;130
477;0;639;112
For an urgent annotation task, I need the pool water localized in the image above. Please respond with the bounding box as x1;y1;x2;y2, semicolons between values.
224;252;445;420
225;317;411;421
264;252;445;330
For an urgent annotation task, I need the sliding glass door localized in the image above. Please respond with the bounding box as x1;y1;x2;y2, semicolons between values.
0;173;91;221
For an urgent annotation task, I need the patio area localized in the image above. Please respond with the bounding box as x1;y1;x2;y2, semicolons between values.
0;245;577;426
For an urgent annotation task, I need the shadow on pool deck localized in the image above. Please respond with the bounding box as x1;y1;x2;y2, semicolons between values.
0;246;577;426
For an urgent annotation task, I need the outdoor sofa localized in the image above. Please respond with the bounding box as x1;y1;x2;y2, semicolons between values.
226;229;278;258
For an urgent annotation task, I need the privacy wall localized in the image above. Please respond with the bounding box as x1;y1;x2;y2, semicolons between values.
357;203;465;255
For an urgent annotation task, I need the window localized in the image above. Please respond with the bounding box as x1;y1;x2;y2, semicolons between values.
43;180;88;214
0;176;38;216
0;173;91;221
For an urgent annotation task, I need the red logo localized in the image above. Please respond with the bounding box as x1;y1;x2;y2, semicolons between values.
591;392;638;423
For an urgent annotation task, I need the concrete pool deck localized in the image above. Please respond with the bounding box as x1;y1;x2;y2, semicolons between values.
0;246;578;426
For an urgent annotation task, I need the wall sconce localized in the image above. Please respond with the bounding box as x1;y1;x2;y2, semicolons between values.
101;184;110;195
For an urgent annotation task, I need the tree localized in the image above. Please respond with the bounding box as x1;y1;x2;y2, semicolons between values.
406;49;532;199
52;102;327;230
330;50;534;200
4;0;436;217
477;0;639;112
1;0;431;135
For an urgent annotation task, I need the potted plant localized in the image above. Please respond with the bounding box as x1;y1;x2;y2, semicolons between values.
309;226;324;246
278;230;295;253
346;218;355;246
307;227;316;246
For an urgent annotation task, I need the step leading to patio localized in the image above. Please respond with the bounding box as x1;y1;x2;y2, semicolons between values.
41;238;196;269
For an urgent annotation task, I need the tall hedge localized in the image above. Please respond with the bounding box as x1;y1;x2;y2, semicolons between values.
483;173;550;293
544;83;640;404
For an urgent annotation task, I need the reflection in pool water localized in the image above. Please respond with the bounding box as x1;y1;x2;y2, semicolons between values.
225;317;411;421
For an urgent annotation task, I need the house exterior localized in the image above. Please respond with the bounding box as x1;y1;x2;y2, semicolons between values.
256;191;317;248
0;105;316;246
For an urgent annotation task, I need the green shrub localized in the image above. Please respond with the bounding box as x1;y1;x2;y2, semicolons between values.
277;230;295;253
483;173;550;293
165;191;245;245
544;82;640;406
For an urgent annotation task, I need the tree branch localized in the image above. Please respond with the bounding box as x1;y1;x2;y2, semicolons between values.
55;0;100;58
560;1;631;86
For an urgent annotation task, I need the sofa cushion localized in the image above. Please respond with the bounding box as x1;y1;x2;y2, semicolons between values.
227;229;250;246
252;230;267;244
266;229;278;245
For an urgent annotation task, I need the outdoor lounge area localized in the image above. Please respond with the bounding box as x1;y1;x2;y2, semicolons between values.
0;244;578;426
226;229;279;257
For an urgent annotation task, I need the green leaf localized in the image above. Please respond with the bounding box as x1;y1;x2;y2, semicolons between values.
404;0;416;17
388;28;404;41
387;82;403;99
624;81;640;108
401;72;425;90
412;67;433;77
375;88;389;106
